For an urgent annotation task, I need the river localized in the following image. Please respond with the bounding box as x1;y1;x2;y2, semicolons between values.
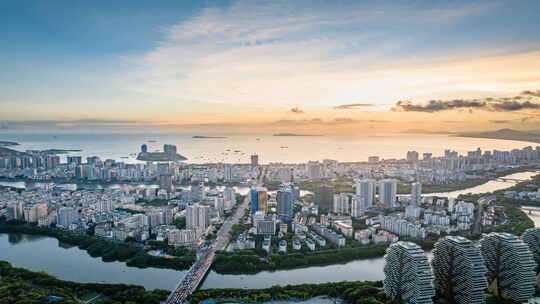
0;170;538;291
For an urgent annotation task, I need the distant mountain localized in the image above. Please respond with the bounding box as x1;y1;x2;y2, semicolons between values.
192;135;227;139
457;128;540;143
273;133;322;137
401;129;455;135
0;141;19;146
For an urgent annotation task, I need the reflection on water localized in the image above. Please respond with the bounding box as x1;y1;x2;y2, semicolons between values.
7;233;45;245
0;233;186;291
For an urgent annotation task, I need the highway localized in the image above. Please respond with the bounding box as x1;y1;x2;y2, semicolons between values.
166;195;250;304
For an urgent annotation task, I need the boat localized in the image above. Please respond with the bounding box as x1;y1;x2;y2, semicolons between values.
280;146;288;148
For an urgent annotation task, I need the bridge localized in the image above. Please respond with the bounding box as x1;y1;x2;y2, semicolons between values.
166;250;215;304
493;177;527;183
166;194;251;304
166;167;264;304
522;206;540;214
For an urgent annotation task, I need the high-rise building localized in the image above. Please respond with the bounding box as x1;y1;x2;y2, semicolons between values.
6;201;25;220
432;236;488;304
186;204;210;233
379;179;397;208
351;195;365;218
314;184;333;213
250;188;258;214
159;174;174;193
163;144;177;154
250;154;259;166
411;182;422;205
257;189;268;212
522;228;540;275
368;156;379;163
45;155;60;169
277;189;293;222
57;207;79;228
306;161;321;180
223;164;233;181
407;151;419;163
333;193;349;215
191;182;205;201
355;179;375;209
223;187;236;201
67;156;82;165
383;241;435;304
480;232;536;302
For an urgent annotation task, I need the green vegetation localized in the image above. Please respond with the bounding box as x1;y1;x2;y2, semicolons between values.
297;178;354;193
0;219;195;271
269;177;490;196
483;203;534;235
190;281;385;304
115;208;145;215
137;198;170;207
173;216;186;229
228;223;250;242
0;260;168;304
213;244;390;274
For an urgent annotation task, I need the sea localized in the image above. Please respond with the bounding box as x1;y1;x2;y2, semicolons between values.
0;132;535;164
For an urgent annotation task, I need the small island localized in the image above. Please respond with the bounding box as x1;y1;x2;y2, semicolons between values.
0;141;19;147
192;135;227;139
42;149;83;154
137;143;188;162
273;133;322;137
456;128;540;143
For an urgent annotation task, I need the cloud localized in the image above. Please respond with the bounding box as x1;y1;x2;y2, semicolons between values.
489;100;540;111
334;103;378;110
290;106;305;114
123;0;500;112
392;99;486;112
489;120;511;124
272;118;323;125
522;90;540;97
392;90;540;113
270;117;390;126
328;118;358;124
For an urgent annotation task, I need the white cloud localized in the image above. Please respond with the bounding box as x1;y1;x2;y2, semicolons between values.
123;0;512;110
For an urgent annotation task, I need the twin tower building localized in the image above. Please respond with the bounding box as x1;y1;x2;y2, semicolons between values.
384;229;540;304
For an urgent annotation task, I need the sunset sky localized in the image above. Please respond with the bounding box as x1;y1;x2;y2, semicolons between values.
2;0;540;133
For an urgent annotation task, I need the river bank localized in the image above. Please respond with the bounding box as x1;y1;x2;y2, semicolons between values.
0;170;538;290
0;260;168;304
0;221;195;272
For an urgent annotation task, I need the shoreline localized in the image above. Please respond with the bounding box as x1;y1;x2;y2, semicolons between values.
0;221;195;272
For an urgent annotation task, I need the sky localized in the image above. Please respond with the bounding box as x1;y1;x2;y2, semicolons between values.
1;0;540;134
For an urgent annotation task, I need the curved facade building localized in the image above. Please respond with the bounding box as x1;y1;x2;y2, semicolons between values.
522;227;540;275
384;241;435;304
432;236;488;304
480;232;536;302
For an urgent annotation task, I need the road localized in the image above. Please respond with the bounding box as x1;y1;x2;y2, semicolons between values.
214;195;249;251
166;194;250;304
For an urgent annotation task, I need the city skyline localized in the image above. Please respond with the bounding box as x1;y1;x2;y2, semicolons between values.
2;1;540;134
